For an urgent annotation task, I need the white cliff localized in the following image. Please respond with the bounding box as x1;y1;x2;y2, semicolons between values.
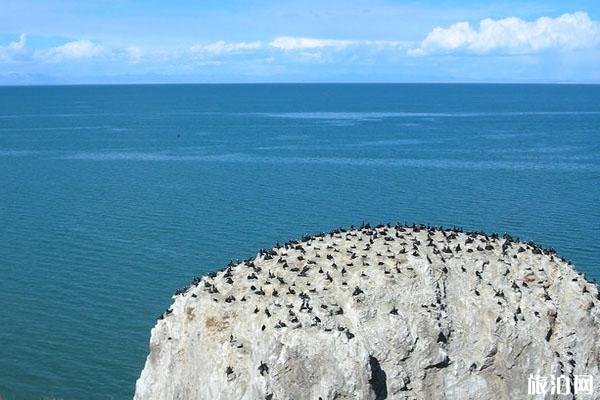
135;224;600;400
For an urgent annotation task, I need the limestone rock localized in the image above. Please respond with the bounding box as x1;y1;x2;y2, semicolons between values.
135;224;600;399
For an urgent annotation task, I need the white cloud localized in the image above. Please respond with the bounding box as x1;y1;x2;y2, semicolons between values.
125;46;144;63
0;34;27;62
38;39;108;62
190;41;263;55
270;36;357;51
1;35;410;67
9;33;26;51
269;36;410;52
409;11;600;56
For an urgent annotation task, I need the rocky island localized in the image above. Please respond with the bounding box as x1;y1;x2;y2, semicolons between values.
135;224;600;399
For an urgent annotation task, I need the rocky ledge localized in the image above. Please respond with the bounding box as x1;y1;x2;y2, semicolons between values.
135;224;600;400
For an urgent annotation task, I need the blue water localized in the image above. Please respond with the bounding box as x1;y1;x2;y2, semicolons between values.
0;84;599;399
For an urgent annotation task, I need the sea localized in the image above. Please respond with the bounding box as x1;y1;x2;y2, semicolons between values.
0;84;599;399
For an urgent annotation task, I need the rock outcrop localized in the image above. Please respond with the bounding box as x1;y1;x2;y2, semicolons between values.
135;224;600;400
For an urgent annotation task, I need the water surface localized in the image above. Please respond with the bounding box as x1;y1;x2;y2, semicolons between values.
0;84;599;399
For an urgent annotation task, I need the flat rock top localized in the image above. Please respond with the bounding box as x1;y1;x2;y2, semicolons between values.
135;225;600;400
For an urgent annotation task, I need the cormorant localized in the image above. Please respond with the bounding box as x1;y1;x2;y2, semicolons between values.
258;362;269;375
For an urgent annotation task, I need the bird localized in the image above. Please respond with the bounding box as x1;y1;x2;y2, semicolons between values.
352;286;364;296
258;362;269;375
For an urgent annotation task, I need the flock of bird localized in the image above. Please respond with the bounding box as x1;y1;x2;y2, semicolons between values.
157;223;598;382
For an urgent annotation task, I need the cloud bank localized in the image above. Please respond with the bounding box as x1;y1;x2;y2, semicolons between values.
38;39;108;62
0;33;27;62
3;12;598;66
409;11;600;56
269;36;407;51
270;37;357;51
1;10;600;83
191;41;263;55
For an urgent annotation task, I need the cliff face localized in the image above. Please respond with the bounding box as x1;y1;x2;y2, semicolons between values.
135;225;600;400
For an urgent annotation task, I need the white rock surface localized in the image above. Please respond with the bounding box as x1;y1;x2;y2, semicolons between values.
135;225;600;400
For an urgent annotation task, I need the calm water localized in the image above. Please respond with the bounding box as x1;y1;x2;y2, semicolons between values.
0;84;599;399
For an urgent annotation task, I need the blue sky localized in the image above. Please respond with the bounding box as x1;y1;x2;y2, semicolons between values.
1;0;600;84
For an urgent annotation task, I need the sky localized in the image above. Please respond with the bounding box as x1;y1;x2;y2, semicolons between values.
1;0;600;84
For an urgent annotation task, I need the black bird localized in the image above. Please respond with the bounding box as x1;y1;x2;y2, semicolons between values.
275;321;287;328
258;362;269;375
225;295;236;303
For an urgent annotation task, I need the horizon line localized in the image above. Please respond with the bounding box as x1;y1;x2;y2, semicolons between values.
2;81;600;88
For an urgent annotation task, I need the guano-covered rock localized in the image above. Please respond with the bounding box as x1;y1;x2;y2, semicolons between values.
135;224;600;400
